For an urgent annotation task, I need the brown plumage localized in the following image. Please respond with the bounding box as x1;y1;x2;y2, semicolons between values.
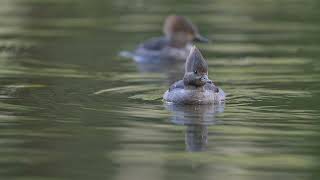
185;46;208;74
183;46;209;87
163;15;199;37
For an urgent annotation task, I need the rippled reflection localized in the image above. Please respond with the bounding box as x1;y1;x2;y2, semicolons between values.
165;103;224;152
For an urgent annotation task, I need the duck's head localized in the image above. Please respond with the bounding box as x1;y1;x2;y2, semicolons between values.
183;46;211;87
163;15;209;47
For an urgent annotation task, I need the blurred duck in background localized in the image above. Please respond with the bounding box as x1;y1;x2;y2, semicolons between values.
121;15;209;62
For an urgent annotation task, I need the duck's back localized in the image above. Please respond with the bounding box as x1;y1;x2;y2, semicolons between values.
163;81;225;104
138;37;169;51
134;37;191;61
131;37;167;61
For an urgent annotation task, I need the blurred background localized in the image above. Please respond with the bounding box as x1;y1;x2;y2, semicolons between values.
0;0;320;180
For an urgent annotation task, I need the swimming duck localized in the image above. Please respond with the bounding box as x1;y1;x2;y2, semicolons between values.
163;46;225;104
122;15;209;62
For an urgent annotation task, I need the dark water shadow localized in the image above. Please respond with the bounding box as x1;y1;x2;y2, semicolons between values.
165;103;224;152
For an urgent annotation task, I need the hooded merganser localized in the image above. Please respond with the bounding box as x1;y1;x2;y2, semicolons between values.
163;46;225;104
121;15;209;62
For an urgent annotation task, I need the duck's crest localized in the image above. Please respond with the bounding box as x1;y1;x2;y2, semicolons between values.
163;15;198;36
185;46;208;74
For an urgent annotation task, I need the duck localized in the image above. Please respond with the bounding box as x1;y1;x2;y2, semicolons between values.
163;46;225;104
121;15;209;62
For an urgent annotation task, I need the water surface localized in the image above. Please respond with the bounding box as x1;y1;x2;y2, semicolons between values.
0;0;320;180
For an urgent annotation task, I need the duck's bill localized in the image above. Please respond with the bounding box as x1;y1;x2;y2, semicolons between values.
194;34;209;43
200;75;209;82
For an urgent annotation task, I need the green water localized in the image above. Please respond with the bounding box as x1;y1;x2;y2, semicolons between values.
1;0;320;179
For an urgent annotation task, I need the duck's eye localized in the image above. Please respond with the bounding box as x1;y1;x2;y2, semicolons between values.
194;70;197;74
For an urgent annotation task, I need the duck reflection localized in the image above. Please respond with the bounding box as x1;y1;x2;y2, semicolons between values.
165;103;224;152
